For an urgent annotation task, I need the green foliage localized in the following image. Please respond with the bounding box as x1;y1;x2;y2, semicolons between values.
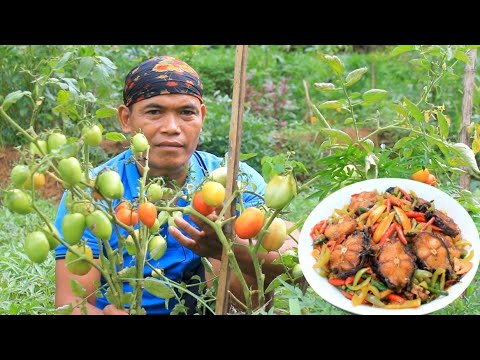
199;92;277;172
0;198;57;314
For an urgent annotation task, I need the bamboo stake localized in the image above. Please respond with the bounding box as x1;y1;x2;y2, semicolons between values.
215;45;249;315
460;48;477;190
303;79;314;123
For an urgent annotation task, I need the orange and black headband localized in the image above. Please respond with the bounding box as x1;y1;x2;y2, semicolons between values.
123;56;203;107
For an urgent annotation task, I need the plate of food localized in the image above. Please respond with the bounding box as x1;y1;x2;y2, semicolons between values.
298;178;479;315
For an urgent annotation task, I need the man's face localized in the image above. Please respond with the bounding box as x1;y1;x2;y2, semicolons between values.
119;94;206;177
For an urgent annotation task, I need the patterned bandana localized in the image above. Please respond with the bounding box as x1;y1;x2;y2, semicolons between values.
123;56;203;107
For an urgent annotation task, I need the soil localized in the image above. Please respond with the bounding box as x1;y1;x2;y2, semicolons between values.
0;140;127;205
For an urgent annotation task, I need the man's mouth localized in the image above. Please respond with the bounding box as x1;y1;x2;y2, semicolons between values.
155;141;183;149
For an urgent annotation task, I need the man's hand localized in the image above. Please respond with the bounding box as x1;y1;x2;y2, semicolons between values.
103;304;129;315
169;212;223;259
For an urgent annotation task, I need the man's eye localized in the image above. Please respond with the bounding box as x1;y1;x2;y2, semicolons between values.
182;110;195;115
147;110;160;115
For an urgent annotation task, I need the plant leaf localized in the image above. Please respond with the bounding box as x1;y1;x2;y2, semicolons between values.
403;97;424;122
390;45;416;58
323;55;345;75
70;278;86;297
96;107;117;119
288;298;302;315
436;111;450;138
447;142;480;175
314;82;336;91
53;51;72;70
362;89;388;105
344;67;368;87
318;100;342;110
2;90;31;111
144;277;175;299
78;57;95;79
265;273;289;293
105;132;127;142
318;128;352;144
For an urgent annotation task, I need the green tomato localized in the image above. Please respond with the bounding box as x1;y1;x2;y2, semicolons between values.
72;201;95;216
58;157;83;186
82;125;103;147
210;166;228;187
149;218;160;234
10;165;31;188
96;170;124;200
24;231;50;263
86;210;112;240
148;235;167;260
147;184;163;202
292;264;303;279
4;189;33;215
131;133;149;153
62;213;86;245
30;140;48;156
65;244;93;275
47;132;67;153
264;173;297;210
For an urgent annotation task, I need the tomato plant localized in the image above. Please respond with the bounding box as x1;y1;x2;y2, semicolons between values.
82;125;103;147
148;235;167;260
138;202;157;227
234;207;265;239
201;181;226;207
86;210;112;240
58;157;83;186
116;207;138;226
96;170;124;200
24;231;50;263
10;164;30;188
192;191;215;216
23;172;46;190
65;244;93;276
132;133;149;153
147;184;163;202
261;218;287;252
47;132;67;153
42;223;60;250
62;213;86;245
3;189;33;214
264;173;296;209
210;166;227;187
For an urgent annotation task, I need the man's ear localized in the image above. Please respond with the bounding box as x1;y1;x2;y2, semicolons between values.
118;105;132;132
201;103;207;123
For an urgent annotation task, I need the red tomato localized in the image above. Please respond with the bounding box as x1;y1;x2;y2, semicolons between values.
234;207;265;239
192;191;215;216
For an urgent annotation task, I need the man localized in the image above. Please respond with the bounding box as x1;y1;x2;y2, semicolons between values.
55;55;296;314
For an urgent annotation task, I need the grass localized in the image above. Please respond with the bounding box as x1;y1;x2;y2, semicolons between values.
0;198;57;314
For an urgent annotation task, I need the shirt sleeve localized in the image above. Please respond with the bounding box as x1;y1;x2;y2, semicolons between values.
54;191;101;260
239;161;266;208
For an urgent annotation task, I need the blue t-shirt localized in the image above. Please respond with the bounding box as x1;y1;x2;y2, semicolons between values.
54;148;266;314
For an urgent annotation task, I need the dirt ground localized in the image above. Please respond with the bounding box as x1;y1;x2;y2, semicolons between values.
0;140;126;205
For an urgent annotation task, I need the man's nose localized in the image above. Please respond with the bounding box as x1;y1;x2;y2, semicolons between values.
160;112;180;133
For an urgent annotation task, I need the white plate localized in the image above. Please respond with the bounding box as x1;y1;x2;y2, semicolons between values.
298;178;480;315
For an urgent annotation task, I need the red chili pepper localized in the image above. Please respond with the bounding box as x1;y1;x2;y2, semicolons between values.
431;225;443;232
345;276;355;285
341;291;353;300
406;211;426;218
395;223;408;245
386;199;391;215
328;278;346;286
397;187;412;201
376;222;397;248
420;217;435;231
386;293;406;304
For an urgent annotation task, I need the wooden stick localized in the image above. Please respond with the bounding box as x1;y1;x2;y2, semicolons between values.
215;45;249;315
460;48;477;190
303;79;313;122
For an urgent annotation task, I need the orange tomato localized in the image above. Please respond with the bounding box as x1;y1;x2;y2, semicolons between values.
116;207;139;226
426;174;437;186
192;191;215;216
411;168;430;183
139;202;158;228
234;207;265;239
24;172;46;189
